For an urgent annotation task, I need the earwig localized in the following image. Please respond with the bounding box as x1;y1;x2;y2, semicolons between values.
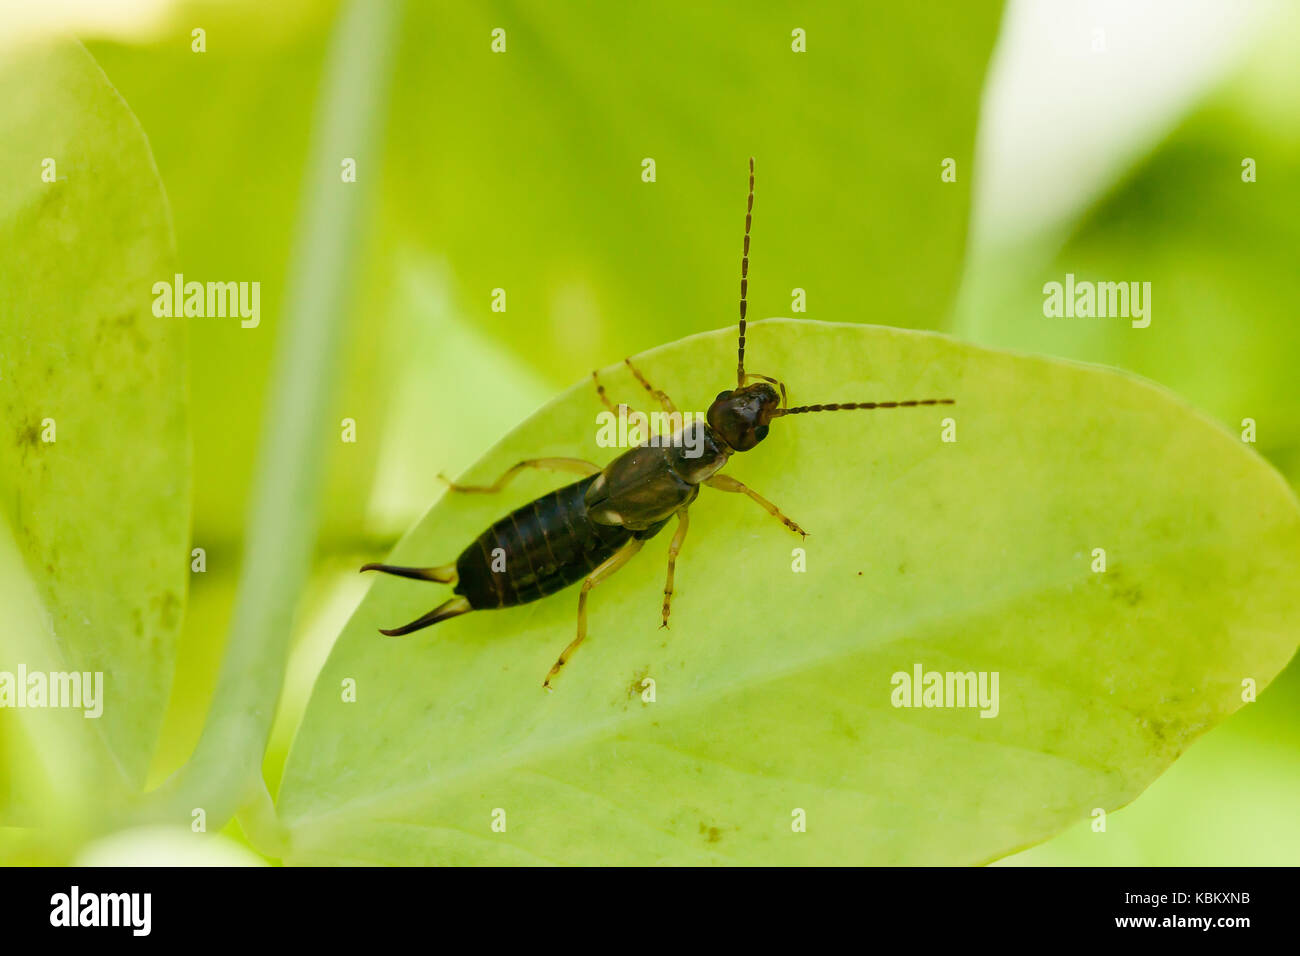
362;158;955;688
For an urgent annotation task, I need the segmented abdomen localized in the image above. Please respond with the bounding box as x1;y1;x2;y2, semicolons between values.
454;475;638;609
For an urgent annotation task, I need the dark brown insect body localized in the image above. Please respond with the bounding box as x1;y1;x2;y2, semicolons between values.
362;159;954;687
455;472;673;611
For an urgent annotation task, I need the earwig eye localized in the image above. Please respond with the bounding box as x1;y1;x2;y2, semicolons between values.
715;390;733;402
754;425;769;442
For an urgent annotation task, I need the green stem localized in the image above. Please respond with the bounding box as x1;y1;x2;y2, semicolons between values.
135;0;403;836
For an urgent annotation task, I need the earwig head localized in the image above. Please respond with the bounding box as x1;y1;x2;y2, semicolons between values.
707;382;780;451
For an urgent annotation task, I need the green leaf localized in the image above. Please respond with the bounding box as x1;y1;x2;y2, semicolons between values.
999;662;1300;865
277;320;1300;865
0;43;187;800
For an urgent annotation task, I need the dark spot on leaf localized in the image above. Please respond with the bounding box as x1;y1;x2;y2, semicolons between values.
626;667;650;701
1100;567;1143;607
99;311;150;355
151;590;182;631
15;419;42;452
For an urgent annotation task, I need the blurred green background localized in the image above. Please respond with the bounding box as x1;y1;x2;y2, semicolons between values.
1;0;1297;864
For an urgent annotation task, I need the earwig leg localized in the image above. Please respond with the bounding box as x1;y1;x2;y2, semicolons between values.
378;596;473;637
439;457;601;494
705;474;808;538
593;370;644;432
660;508;690;629
360;562;457;584
623;358;678;414
544;538;644;690
592;369;621;414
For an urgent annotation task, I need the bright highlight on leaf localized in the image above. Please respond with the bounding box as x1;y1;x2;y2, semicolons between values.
277;319;1300;865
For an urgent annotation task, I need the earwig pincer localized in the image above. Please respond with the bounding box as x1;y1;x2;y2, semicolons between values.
362;158;954;688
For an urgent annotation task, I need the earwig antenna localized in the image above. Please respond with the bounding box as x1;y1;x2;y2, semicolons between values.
743;370;787;408
737;156;754;387
772;398;955;417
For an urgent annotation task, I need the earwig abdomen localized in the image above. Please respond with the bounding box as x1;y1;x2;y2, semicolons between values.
453;474;669;611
